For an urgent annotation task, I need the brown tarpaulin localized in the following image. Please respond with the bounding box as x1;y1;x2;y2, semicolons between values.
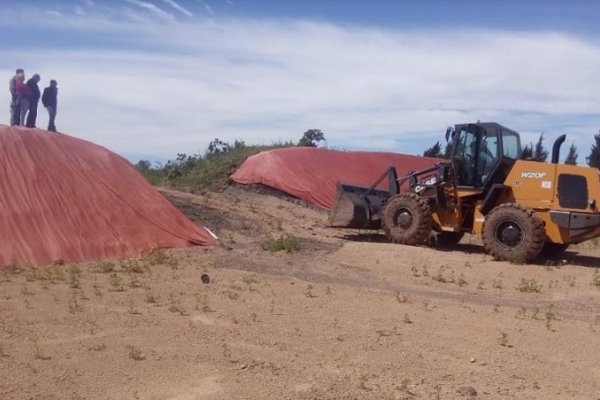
231;147;439;209
0;125;216;267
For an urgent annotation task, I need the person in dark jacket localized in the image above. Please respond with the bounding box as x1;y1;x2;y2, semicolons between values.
25;74;41;128
8;68;24;126
41;80;58;132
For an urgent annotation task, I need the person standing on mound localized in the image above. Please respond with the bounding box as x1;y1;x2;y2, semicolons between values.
14;74;29;126
42;80;58;132
25;74;41;128
8;68;24;126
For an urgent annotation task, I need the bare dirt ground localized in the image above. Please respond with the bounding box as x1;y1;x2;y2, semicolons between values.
2;187;600;400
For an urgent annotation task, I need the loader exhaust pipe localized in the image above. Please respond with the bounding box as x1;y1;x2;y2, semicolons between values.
551;134;566;164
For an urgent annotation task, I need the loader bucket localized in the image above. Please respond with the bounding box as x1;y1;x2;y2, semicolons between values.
328;183;391;229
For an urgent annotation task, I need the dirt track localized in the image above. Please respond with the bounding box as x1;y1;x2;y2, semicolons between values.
2;188;600;399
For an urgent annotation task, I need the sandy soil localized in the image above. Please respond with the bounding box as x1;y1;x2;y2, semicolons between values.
1;187;600;400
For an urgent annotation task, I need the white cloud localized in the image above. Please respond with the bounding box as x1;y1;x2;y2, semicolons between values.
161;0;193;17
123;0;175;22
2;12;600;163
45;10;63;18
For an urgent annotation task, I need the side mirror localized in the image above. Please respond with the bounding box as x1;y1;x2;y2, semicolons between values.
445;127;455;142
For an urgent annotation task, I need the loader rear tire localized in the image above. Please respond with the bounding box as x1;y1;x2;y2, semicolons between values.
482;204;545;262
436;231;465;247
382;193;432;245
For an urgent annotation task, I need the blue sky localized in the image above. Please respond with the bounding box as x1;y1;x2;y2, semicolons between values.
2;0;600;163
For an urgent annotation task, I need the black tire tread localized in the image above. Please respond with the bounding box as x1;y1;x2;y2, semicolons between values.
482;203;545;262
382;193;432;245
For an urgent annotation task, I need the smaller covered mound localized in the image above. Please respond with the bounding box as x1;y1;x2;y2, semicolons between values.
231;147;439;209
0;125;216;267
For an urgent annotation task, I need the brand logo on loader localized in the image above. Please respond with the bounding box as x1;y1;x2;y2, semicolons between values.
520;171;547;179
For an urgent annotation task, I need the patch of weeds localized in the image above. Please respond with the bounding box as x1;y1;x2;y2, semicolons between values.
545;304;557;330
224;290;240;301
592;270;600;289
261;235;300;253
492;279;503;290
358;374;374;392
168;295;188;315
402;314;413;324
109;273;125;292
304;284;317;298
325;286;333;295
68;291;83;314
32;339;51;360
457;273;468;287
563;275;576;287
432;266;447;283
98;262;115;273
510;252;528;265
516;277;543;293
145;291;157;304
67;265;81;289
395;291;411;304
497;331;512;347
515;307;528;319
128;276;143;289
121;259;146;274
128;302;142;315
89;343;107;352
126;345;145;361
410;266;420;277
21;284;34;296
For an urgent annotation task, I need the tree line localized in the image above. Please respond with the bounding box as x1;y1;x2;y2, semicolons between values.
422;131;600;168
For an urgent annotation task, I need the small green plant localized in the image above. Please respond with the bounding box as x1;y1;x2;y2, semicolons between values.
126;345;145;361
109;273;125;292
545;304;557;330
168;295;187;315
395;291;411;304
32;339;51;360
261;235;300;253
592;271;600;289
67;265;81;289
510;252;528;265
98;262;115;273
145;291;157;304
497;331;511;347
304;284;317;298
516;277;543;293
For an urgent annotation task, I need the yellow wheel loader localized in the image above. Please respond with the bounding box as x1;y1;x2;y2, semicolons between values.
329;122;600;262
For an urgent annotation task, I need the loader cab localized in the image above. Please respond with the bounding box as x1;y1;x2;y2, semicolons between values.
450;123;521;189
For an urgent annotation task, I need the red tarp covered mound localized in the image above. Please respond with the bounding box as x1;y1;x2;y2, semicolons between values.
0;125;216;267
231;147;439;209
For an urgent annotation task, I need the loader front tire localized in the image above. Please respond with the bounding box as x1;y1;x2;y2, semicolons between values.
382;193;432;245
482;204;545;262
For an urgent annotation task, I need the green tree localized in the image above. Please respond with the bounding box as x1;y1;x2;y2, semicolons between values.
423;141;443;158
564;142;578;165
135;160;152;171
521;144;533;159
298;129;325;147
533;132;549;162
588;132;600;168
443;141;453;159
